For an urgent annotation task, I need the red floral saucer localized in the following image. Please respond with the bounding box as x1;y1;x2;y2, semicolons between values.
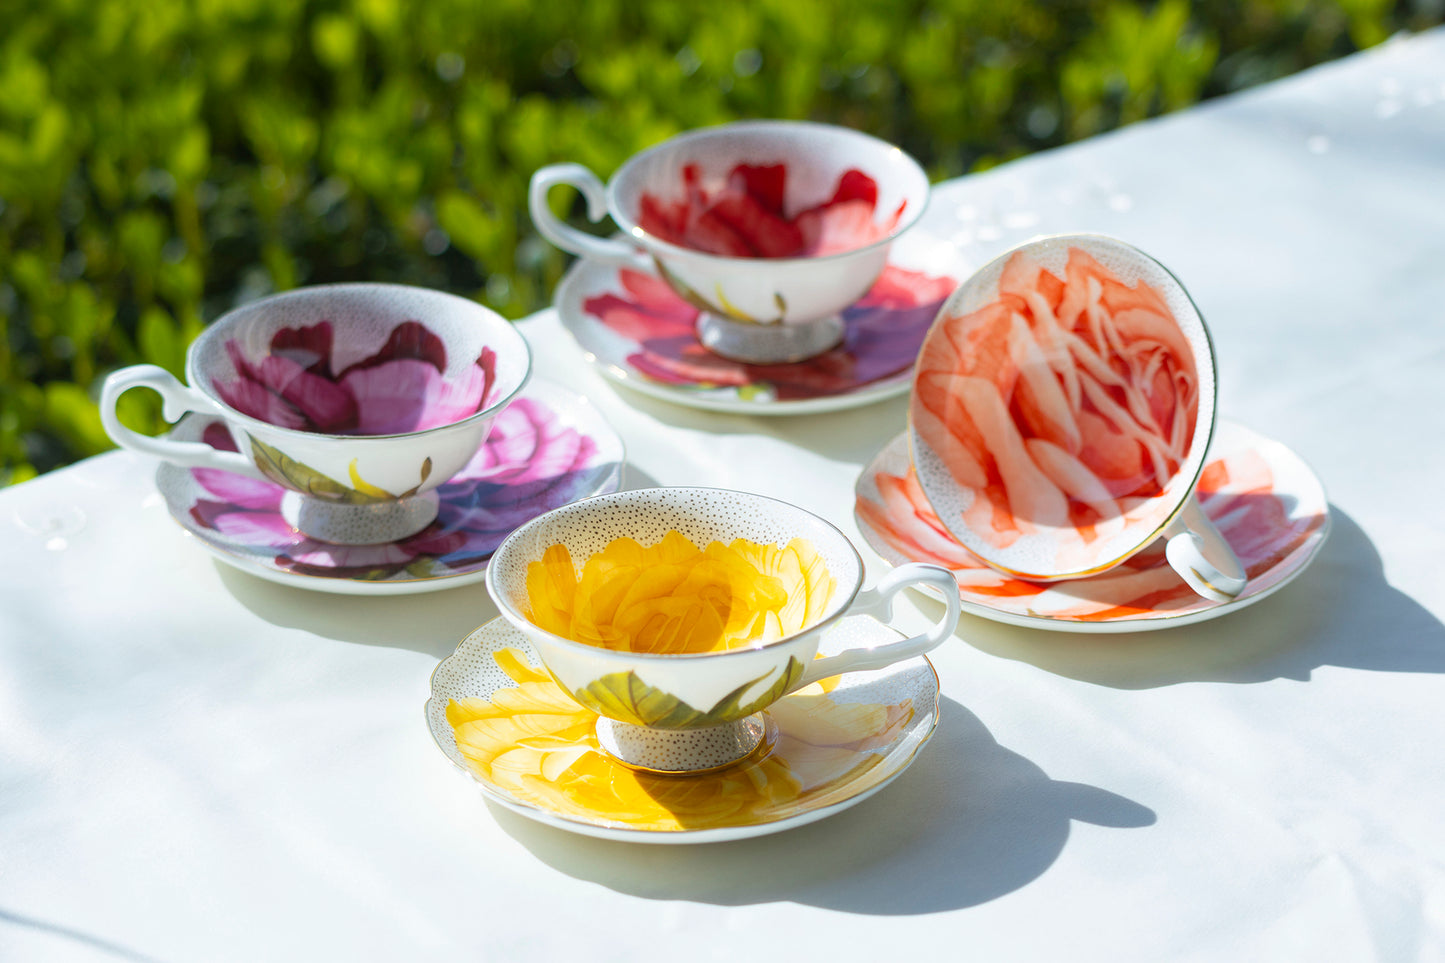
855;420;1329;632
553;229;963;415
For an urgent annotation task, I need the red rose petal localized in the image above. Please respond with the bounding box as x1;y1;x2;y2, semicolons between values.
728;164;787;215
682;208;757;257
707;191;805;258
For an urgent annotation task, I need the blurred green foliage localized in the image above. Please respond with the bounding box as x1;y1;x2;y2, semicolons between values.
1;0;1439;485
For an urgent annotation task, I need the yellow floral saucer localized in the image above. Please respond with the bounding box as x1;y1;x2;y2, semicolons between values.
425;615;941;844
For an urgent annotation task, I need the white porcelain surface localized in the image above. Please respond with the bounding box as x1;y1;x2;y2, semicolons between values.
553;224;963;414
858;420;1329;633
155;379;623;595
531;120;930;332
7;34;1445;960
486;486;959;729
102;284;532;532
425;614;941;843
909;234;1229;588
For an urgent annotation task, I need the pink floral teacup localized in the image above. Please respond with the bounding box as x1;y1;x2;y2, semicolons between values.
102;283;531;545
529;120;930;364
908;234;1247;603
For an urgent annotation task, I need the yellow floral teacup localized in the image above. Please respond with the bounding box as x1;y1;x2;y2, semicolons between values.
485;487;960;772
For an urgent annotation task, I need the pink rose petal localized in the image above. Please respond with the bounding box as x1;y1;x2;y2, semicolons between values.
257;356;358;433
211;511;302;548
191;467;284;510
211;375;308;430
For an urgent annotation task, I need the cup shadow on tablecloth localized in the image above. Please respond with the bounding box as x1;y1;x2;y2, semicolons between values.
211;465;666;659
489;696;1156;914
922;507;1445;689
603;384;912;467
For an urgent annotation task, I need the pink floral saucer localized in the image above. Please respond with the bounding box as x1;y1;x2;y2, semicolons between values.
155;379;624;595
553;228;963;415
855;420;1329;632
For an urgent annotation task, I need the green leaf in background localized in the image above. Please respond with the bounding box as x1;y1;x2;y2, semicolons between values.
1;0;1438;485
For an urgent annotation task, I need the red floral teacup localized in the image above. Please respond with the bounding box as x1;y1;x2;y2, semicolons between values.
529;120;930;363
101;283;531;545
908;235;1247;603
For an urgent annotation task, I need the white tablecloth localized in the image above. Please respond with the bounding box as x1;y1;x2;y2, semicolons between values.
4;31;1444;962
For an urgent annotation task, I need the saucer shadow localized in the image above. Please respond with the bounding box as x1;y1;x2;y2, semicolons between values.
489;696;1154;914
942;506;1445;688
216;563;498;660
605;380;912;467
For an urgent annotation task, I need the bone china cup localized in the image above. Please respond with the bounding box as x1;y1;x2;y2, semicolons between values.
101;283;531;545
907;234;1247;603
485;487;961;772
529;120;930;364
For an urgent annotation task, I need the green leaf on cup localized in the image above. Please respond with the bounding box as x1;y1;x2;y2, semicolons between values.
247;436;394;505
572;656;804;729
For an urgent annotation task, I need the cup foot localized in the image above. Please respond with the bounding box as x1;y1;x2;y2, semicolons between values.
697;312;845;364
280;490;440;545
594;714;773;774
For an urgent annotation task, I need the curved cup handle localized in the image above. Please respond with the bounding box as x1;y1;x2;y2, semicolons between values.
99;365;266;480
1164;495;1247;603
528;163;652;270
797;563;962;688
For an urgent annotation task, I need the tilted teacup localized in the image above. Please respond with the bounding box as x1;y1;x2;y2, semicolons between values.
529;120;930;364
485;487;960;773
908;234;1247;603
101;283;531;545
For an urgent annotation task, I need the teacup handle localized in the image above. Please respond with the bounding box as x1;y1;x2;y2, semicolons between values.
1164;495;1247;603
528;163;653;270
796;563;962;688
99;365;266;480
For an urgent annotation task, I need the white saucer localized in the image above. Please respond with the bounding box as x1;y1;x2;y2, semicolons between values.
855;420;1330;633
156;378;624;595
554;228;964;415
426;616;940;844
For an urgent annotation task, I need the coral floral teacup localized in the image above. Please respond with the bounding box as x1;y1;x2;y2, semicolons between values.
908;234;1246;603
101;283;530;545
485;487;960;773
529;120;930;364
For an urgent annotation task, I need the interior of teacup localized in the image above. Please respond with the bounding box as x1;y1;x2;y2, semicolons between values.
908;234;1218;580
191;284;530;436
610;121;929;260
488;487;864;654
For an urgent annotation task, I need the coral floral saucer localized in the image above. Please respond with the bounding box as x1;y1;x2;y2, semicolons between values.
155;379;624;595
855;420;1329;632
426;616;940;844
554;228;963;415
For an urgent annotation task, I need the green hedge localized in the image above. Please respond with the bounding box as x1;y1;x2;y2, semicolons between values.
1;0;1435;485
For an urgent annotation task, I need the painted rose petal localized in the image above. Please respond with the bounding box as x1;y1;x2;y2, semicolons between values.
638;193;690;246
728;164;787;215
476;347;498;411
211;510;302;549
201;421;241;453
414;363;490;431
191;466;284;510
342;359;445;434
707;191;804;258
257;356;358;433
627;339;752;388
617;269;702;325
223;340;260;382
474;400;544;476
338;320;449;380
211;374;308;430
286;541;416;568
797;199;884;257
270;322;335;377
586;294;697;342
